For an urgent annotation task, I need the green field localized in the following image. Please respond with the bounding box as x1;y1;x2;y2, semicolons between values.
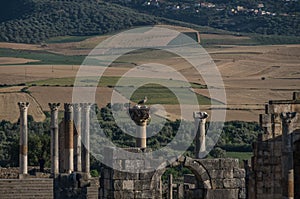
225;151;253;163
0;48;85;65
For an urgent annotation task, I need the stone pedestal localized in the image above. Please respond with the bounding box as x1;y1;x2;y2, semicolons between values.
100;147;160;199
18;102;30;176
129;105;151;149
49;103;60;175
193;111;209;158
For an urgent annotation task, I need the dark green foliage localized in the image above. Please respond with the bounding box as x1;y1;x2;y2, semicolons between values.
0;0;299;44
110;0;300;37
209;147;226;158
90;169;99;177
0;0;159;43
0;116;51;167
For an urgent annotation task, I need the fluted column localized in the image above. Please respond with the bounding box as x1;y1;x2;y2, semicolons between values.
18;102;30;176
193;111;209;159
129;105;151;149
73;103;82;172
64;103;74;173
281;112;296;199
49;103;60;175
81;103;91;174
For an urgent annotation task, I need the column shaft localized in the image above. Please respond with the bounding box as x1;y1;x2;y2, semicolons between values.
64;103;74;173
73;104;82;172
193;112;208;159
49;103;60;175
168;174;173;199
18;102;29;175
136;122;147;148
82;103;91;174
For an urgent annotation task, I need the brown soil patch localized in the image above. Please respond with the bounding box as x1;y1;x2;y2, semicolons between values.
29;86;118;110
0;42;299;122
0;92;45;122
0;86;24;93
0;42;41;50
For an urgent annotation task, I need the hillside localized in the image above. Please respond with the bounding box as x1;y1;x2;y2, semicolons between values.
0;0;160;43
109;0;300;36
0;0;299;44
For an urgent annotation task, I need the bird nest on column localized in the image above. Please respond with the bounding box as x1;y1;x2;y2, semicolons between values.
129;105;151;126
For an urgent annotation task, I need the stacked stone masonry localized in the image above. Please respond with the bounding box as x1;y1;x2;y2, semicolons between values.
100;147;246;199
249;92;300;199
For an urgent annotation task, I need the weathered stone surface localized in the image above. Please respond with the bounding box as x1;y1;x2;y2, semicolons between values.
206;189;239;199
233;168;246;178
124;159;145;171
111;170;139;180
134;180;151;190
139;171;155;180
123;180;134;190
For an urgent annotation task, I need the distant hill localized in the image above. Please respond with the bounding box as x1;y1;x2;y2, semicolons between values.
109;0;300;37
0;0;160;43
0;0;298;44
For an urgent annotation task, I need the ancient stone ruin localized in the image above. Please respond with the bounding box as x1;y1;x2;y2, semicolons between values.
0;103;246;199
249;92;300;199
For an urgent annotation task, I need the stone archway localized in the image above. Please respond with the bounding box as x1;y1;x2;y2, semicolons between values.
151;156;212;199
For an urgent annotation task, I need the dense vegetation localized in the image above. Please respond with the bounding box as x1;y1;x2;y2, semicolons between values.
111;0;300;36
0;0;298;44
0;0;160;43
0;103;261;170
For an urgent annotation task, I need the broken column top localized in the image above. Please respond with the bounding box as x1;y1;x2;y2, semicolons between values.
18;102;30;110
193;111;209;120
64;103;73;111
280;112;297;123
49;103;60;111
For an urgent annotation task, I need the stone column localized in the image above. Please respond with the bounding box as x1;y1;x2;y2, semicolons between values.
81;103;91;174
49;103;60;175
73;103;82;172
280;112;296;199
18;102;29;176
193;111;209;159
129;105;151;149
136;121;147;148
64;103;74;173
168;174;173;199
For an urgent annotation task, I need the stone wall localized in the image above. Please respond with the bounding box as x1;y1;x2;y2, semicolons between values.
249;92;300;199
100;147;246;199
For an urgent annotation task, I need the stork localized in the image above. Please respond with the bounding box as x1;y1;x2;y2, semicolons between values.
138;96;147;105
